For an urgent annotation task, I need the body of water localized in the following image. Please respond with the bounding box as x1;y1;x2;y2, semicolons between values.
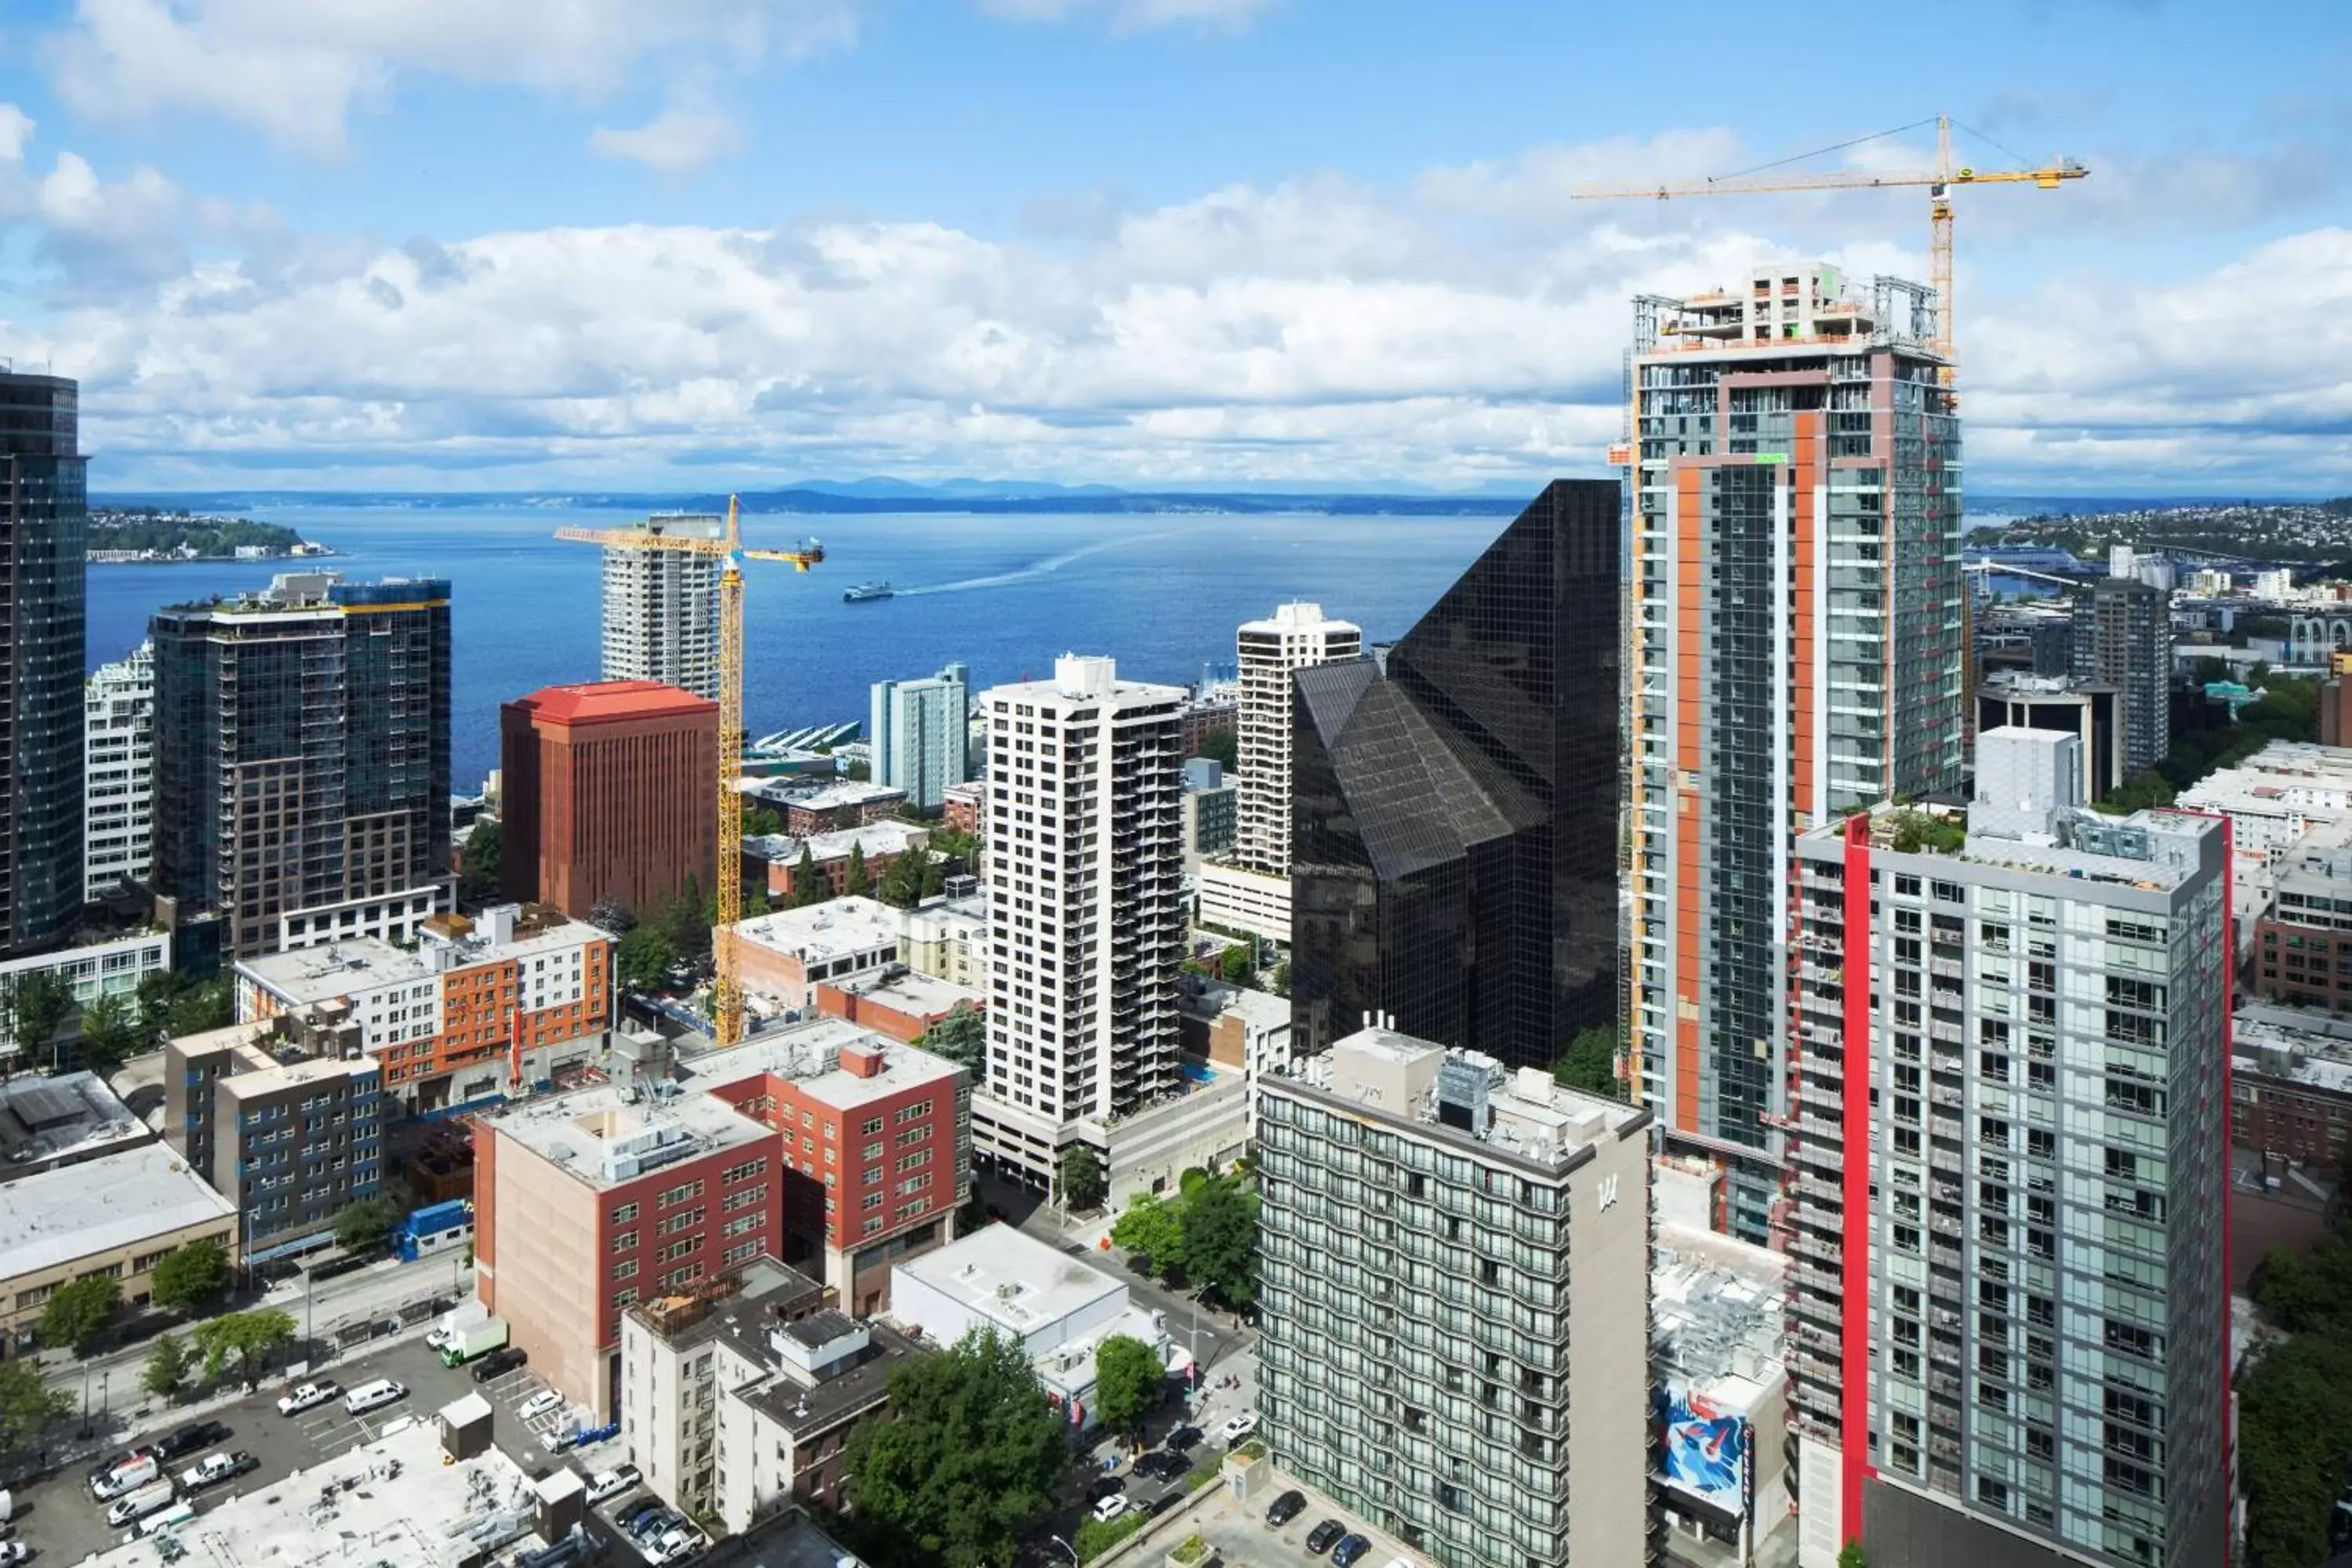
87;506;1513;790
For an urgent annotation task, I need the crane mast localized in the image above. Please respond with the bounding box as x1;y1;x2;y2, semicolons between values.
554;497;824;1047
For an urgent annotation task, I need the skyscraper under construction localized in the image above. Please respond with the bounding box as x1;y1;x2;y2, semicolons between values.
1624;263;1965;1241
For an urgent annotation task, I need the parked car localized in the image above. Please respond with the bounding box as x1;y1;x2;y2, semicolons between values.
1090;1494;1132;1524
1305;1519;1345;1555
472;1346;528;1383
1331;1534;1371;1567
1164;1424;1202;1453
180;1451;259;1492
1087;1475;1126;1501
518;1389;566;1421
1265;1489;1307;1527
616;1500;666;1534
1148;1493;1185;1517
343;1379;407;1415
1218;1412;1257;1445
156;1421;230;1460
0;1540;26;1563
584;1465;642;1504
277;1381;338;1416
1134;1451;1187;1480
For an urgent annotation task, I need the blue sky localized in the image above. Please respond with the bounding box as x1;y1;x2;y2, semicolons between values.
1;0;2347;494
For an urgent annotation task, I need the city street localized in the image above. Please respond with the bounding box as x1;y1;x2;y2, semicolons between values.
5;1334;644;1566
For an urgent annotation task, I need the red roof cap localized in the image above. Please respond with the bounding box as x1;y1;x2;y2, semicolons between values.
506;681;719;726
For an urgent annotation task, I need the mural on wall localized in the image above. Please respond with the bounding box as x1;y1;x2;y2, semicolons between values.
1660;1388;1750;1508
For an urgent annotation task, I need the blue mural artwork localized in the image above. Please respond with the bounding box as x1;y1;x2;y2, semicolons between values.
1661;1391;1749;1507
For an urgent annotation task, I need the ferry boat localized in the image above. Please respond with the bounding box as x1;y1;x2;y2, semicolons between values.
842;581;895;603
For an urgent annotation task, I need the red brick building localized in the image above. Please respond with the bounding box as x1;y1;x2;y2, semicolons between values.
745;822;929;903
699;1021;970;1316
502;681;717;922
815;971;984;1044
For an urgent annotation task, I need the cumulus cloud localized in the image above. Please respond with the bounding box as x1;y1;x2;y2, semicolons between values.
7;118;2346;493
589;107;746;173
45;0;862;152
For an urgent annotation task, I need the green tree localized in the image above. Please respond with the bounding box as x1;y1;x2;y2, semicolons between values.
1059;1144;1106;1211
844;757;872;782
1217;945;1252;985
1197;725;1237;771
150;1238;233;1310
588;896;634;935
163;977;233;1038
844;842;872;898
1550;1025;1621;1101
1091;1334;1163;1443
1071;1512;1145;1561
191;1308;297;1388
618;925;679;993
839;1327;1070;1568
1179;1176;1261;1308
926;823;976;875
917;1004;985;1073
788;845;829;907
1109;1194;1185;1274
877;847;929;909
1269;960;1290;997
78;992;146;1069
457;817;503;905
143;1333;192;1401
42;1275;121;1355
5;968;76;1069
0;1358;71;1452
745;804;784;837
334;1194;402;1253
1836;1544;1867;1568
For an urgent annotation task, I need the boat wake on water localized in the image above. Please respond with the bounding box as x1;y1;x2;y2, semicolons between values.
892;532;1175;597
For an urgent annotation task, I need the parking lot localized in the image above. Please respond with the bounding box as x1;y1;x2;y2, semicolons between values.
5;1336;652;1566
1169;1472;1427;1568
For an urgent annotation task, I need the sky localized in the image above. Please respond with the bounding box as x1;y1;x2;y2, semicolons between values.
0;0;2347;497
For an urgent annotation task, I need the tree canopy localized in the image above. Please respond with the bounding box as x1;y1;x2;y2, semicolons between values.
0;1359;70;1453
1180;1175;1261;1309
1059;1145;1106;1211
150;1238;234;1310
917;1004;985;1073
1217;946;1253;985
6;969;75;1068
456;818;503;906
143;1333;192;1401
618;925;678;993
1196;725;1237;770
334;1194;402;1252
1091;1334;1163;1441
839;1327;1071;1568
78;992;146;1070
191;1308;296;1388
1550;1025;1621;1102
41;1275;120;1355
844;842;873;898
787;845;830;908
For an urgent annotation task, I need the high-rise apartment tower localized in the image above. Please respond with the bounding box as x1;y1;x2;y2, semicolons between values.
968;655;1184;1189
1290;480;1621;1067
152;572;452;958
870;662;971;812
1627;263;1965;1241
601;513;723;700
1258;1025;1653;1568
0;371;89;953
1785;729;2228;1568
2071;578;2171;777
1234;602;1358;875
85;641;154;902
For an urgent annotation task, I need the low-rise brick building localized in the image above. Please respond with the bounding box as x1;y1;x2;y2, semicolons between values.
2254;816;2352;1011
2233;1003;2352;1169
744;822;927;904
815;969;983;1045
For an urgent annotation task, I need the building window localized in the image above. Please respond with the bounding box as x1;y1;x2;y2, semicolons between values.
610;1203;638;1224
613;1260;639;1281
612;1231;637;1252
861;1116;884;1135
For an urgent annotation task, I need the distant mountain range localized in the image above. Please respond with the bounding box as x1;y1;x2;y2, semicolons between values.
91;482;2336;518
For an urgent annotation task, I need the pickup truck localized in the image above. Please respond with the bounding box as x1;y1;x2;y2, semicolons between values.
180;1451;259;1492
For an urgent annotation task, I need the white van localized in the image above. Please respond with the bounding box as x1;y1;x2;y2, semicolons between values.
140;1501;198;1537
105;1479;178;1529
343;1377;408;1415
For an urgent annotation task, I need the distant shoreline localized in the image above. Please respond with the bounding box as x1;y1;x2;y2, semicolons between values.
88;549;341;564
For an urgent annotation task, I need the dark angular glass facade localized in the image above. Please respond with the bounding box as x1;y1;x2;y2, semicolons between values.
152;578;451;957
0;373;89;953
1290;479;1621;1068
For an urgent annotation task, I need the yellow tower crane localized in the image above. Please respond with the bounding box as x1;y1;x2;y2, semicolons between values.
556;497;823;1047
1573;114;2086;389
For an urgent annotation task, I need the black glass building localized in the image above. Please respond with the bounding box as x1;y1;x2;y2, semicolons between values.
0;372;89;954
153;575;452;957
1290;479;1621;1069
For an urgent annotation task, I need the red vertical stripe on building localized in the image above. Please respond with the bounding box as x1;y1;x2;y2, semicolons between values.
1840;811;1875;1546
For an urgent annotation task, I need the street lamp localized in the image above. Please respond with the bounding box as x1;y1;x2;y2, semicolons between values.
1047;1535;1080;1566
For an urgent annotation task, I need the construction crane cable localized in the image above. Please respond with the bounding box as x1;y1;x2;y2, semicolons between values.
1708;116;1941;184
1948;118;2038;173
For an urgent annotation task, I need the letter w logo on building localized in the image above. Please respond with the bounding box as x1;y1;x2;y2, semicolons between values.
1596;1174;1621;1211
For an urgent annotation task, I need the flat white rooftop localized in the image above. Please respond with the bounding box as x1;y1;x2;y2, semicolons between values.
688;1018;965;1110
895;1221;1123;1332
84;1414;554;1568
0;1069;151;1174
486;1076;770;1189
238;937;431;1004
0;1142;236;1279
732;897;901;964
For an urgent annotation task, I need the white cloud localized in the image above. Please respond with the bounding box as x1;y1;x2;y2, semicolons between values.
589;107;746;173
978;0;1272;30
7;122;2346;494
46;0;861;152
